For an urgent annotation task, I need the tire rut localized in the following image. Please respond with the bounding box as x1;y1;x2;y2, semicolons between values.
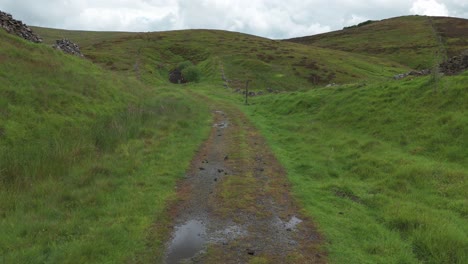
163;101;325;263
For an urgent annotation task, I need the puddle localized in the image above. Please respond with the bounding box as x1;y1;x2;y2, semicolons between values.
165;220;207;263
285;216;303;230
213;121;229;129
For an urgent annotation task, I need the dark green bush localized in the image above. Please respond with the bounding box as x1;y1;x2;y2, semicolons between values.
177;61;194;71
182;66;201;82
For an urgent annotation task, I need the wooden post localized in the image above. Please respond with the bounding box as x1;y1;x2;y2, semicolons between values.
245;80;251;105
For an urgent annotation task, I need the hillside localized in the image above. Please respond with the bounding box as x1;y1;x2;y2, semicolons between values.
242;73;468;263
32;27;407;90
287;16;468;70
2;12;467;264
0;27;210;263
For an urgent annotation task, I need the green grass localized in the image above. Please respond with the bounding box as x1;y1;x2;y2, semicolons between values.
0;30;211;262
32;27;407;90
4;15;468;263
287;16;468;69
242;73;468;263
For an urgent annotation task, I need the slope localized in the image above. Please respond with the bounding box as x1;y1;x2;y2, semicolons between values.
32;27;408;90
0;29;210;262
241;73;468;263
287;15;468;70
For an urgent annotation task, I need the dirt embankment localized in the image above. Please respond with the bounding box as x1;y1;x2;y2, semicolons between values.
161;98;326;263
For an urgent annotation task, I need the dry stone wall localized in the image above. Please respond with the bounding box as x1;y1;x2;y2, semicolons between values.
394;50;468;79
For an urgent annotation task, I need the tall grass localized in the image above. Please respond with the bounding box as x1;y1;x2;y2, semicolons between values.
0;31;211;262
243;73;468;263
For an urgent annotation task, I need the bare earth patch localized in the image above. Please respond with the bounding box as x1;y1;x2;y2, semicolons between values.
163;101;326;263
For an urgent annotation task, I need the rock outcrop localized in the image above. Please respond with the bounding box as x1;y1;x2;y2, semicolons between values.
53;39;84;57
0;10;42;43
169;69;186;84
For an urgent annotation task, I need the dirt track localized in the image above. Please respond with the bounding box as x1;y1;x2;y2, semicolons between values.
163;100;325;263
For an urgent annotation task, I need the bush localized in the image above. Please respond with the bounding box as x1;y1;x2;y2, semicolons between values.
182;66;201;82
177;61;194;71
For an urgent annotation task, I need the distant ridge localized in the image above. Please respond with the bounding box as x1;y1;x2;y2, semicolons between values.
285;15;468;69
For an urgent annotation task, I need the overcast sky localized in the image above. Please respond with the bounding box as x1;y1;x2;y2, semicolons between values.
1;0;467;39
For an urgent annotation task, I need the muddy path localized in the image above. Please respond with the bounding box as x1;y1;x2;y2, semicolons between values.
163;101;325;263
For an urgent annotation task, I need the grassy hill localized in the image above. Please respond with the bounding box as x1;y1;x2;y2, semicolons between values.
33;27;407;90
287;16;468;70
241;73;468;263
2;14;467;264
0;28;210;263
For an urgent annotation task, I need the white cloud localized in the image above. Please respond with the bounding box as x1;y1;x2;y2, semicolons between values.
343;14;370;27
410;0;449;16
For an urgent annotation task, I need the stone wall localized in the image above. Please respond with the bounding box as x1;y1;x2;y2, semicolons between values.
394;50;468;79
0;10;42;43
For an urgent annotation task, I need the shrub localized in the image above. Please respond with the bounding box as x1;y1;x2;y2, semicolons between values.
182;66;201;82
177;61;194;71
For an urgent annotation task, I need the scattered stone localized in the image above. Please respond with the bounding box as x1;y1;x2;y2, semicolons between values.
247;249;255;255
53;39;84;57
394;51;468;80
217;169;224;173
224;155;229;161
214;178;218;182
0;10;42;43
393;69;431;80
439;51;468;75
199;167;205;171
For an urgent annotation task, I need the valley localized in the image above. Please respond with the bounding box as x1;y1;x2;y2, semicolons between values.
1;13;467;263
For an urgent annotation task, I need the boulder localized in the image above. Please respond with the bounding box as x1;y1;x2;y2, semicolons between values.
169;69;186;84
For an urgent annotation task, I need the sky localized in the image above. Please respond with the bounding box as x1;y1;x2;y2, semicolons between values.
1;0;467;39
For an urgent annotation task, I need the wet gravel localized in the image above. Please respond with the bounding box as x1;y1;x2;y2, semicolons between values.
163;107;325;263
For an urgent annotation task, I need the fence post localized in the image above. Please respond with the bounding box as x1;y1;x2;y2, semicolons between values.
245;80;251;105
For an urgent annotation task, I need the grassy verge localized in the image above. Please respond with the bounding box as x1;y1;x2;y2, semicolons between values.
242;74;467;263
0;31;211;262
